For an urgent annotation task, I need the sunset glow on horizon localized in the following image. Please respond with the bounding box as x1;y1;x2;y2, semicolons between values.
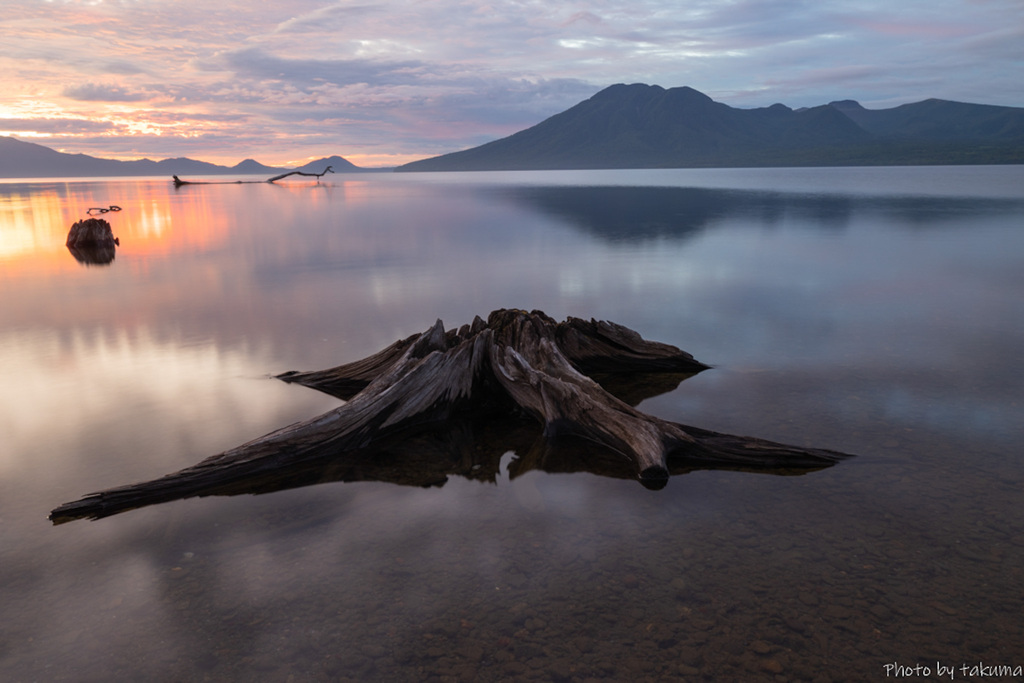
2;0;1021;168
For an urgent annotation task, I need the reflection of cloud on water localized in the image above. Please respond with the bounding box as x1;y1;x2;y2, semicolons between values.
495;185;1024;243
0;324;342;679
0;326;338;482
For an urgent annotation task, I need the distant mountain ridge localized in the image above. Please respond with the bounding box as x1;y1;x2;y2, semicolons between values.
398;84;1024;171
0;136;367;178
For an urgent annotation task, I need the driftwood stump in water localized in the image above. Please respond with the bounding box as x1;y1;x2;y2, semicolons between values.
66;217;119;265
50;309;851;523
66;217;118;248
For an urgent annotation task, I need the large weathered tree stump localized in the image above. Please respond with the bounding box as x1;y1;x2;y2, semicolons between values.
50;309;851;523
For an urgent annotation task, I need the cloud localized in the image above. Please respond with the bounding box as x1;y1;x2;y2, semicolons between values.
271;2;384;35
561;11;603;28
191;43;599;148
761;65;889;91
218;47;428;88
0;117;115;134
62;83;152;102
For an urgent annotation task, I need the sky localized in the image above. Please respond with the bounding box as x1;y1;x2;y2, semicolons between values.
1;0;1021;168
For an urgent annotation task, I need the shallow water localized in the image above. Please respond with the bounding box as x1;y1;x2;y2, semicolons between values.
2;167;1023;681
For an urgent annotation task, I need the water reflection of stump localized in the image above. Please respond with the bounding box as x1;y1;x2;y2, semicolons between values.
66;218;119;265
50;309;853;523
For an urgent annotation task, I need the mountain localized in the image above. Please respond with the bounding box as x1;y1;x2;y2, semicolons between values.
0;136;367;178
293;155;360;173
231;158;284;175
397;84;1024;171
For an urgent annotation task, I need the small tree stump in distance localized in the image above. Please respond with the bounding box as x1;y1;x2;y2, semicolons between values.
66;217;118;248
66;217;119;265
50;309;852;523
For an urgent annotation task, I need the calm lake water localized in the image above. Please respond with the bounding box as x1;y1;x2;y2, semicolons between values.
2;166;1023;681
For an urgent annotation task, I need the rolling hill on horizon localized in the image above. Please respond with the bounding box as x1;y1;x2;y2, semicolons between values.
0;136;366;178
397;84;1024;171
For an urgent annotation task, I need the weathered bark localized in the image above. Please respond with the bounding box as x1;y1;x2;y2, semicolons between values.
275;312;708;400
50;309;851;523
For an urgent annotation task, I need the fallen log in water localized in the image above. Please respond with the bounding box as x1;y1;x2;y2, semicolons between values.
265;166;335;182
50;309;852;523
172;166;334;187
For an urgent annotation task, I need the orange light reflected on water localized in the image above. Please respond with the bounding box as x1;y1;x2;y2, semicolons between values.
0;177;410;278
0;181;231;273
